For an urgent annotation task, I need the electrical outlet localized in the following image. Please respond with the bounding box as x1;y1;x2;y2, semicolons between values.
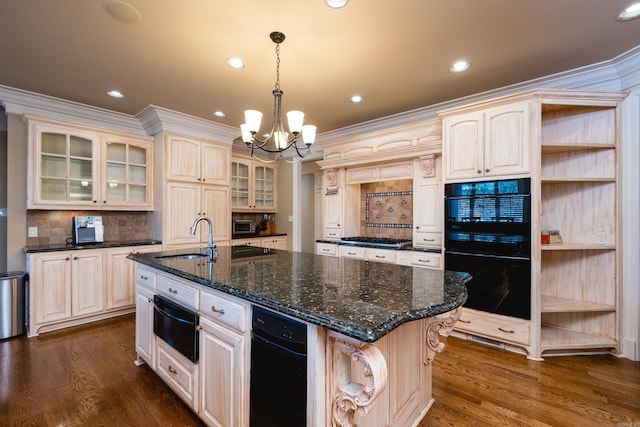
595;231;606;245
28;226;38;237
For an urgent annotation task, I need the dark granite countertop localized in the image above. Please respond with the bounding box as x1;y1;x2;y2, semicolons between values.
315;239;442;253
128;246;468;343
25;239;162;253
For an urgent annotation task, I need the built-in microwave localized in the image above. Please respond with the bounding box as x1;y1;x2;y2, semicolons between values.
233;219;256;237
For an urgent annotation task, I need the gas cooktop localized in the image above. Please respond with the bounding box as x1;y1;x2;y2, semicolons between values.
340;237;412;249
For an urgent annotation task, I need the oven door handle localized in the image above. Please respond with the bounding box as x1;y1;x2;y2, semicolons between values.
252;333;307;360
445;251;530;261
153;302;197;326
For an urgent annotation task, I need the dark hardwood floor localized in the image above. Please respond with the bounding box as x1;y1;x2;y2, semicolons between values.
1;314;638;426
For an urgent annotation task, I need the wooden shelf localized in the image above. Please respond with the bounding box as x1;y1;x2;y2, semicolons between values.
541;142;615;154
540;326;617;350
540;243;615;251
541;295;616;313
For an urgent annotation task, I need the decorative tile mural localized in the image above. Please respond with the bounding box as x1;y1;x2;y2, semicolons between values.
365;190;413;229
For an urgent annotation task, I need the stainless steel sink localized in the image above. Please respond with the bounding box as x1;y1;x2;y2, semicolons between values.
155;253;207;260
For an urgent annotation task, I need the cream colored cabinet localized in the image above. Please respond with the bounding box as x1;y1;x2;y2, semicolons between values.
346;161;413;184
166;134;230;186
199;316;247;427
101;135;153;209
316;242;338;257
135;283;156;368
157;339;199;410
441;101;531;181
28;249;104;333
413;155;443;248
27;117;154;210
165;182;231;246
106;245;161;310
232;236;287;250
231;157;277;212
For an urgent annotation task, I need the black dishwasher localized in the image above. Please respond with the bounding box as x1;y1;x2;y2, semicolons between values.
250;306;307;427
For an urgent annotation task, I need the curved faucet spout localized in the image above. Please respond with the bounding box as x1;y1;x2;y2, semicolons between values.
190;216;217;261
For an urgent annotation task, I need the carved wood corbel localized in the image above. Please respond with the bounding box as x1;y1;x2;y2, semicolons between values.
417;154;439;178
424;307;462;365
329;336;388;427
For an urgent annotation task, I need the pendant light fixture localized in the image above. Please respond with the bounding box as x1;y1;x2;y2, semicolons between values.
240;31;316;159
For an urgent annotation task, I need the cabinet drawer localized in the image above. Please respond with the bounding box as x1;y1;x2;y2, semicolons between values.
414;232;442;247
456;309;530;345
157;340;198;409
324;228;343;239
409;252;442;269
365;248;397;264
136;266;156;289
316;243;337;256
200;290;248;332
339;245;365;259
156;275;199;310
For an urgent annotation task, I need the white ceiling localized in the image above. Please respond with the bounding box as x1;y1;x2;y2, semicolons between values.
1;0;640;135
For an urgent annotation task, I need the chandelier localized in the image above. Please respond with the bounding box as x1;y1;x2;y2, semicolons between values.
240;31;316;159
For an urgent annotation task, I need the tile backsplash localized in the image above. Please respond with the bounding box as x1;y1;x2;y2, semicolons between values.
26;210;151;246
360;180;413;239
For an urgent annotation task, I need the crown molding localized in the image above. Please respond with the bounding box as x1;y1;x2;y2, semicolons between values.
136;105;237;144
0;84;145;135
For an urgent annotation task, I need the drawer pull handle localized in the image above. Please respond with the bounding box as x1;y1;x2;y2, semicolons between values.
375;255;385;258
168;288;178;294
322;249;330;252
348;252;357;255
423;238;435;242
211;306;225;314
418;259;431;263
458;319;471;323
168;365;177;374
498;327;515;334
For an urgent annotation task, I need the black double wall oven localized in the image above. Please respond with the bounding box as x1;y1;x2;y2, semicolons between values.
445;178;531;320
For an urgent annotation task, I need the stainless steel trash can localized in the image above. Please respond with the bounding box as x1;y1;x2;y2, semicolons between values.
0;271;26;339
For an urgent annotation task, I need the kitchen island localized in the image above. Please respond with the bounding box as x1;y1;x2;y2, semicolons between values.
129;246;468;427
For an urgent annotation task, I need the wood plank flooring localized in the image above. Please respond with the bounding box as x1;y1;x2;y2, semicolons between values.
1;314;638;426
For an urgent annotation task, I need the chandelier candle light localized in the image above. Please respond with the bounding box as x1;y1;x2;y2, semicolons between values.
240;31;316;159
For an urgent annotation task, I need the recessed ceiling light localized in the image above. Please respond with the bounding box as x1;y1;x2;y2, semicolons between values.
213;111;226;118
449;60;471;73
325;0;349;9
107;90;124;98
227;57;245;69
350;95;363;103
101;0;142;24
617;2;640;20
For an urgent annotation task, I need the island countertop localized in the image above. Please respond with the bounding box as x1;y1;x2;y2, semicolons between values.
128;245;469;342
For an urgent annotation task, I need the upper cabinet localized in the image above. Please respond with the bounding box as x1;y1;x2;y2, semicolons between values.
166;134;230;186
231;157;276;212
412;155;442;248
27;117;154;210
441;101;531;181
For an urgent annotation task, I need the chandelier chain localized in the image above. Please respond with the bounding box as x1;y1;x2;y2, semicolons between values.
275;42;281;91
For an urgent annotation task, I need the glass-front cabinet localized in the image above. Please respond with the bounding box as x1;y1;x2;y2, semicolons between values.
27;118;154;210
231;157;276;212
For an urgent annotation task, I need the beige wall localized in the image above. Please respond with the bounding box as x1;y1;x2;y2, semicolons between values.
275;159;293;249
6;113;27;270
0;125;6;271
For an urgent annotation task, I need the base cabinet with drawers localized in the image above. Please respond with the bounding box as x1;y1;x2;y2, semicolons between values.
134;265;250;427
27;244;160;337
231;235;287;250
317;242;443;271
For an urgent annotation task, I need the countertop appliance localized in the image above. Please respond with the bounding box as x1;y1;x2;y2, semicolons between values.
232;219;256;238
445;178;531;319
250;305;307;426
153;295;199;363
340;236;412;248
72;216;104;245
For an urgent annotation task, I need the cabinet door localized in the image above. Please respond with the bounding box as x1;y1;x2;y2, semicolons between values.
199;317;246;427
30;123;101;209
202;185;231;243
166;182;202;245
167;135;201;182
102;137;153;209
443;111;484;180
413;179;441;249
324;192;343;229
201;142;231;186
231;159;251;209
253;165;276;210
71;250;104;316
31;252;72;324
135;285;155;367
106;245;160;310
261;236;287;249
484;102;531;177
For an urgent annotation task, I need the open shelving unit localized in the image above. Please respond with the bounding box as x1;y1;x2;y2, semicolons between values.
534;95;626;358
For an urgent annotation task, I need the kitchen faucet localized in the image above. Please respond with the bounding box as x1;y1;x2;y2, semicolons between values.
189;215;217;262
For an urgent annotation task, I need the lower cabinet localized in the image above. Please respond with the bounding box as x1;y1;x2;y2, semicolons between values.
452;308;531;352
134;266;250;427
231;235;287;250
27;244;160;337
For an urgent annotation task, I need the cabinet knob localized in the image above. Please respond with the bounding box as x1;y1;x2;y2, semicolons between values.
147;297;152;303
65;257;70;261
416;226;420;230
198;178;202;181
202;179;206;182
73;256;78;260
477;170;482;174
93;200;97;203
103;200;107;204
202;212;206;216
485;169;490;173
